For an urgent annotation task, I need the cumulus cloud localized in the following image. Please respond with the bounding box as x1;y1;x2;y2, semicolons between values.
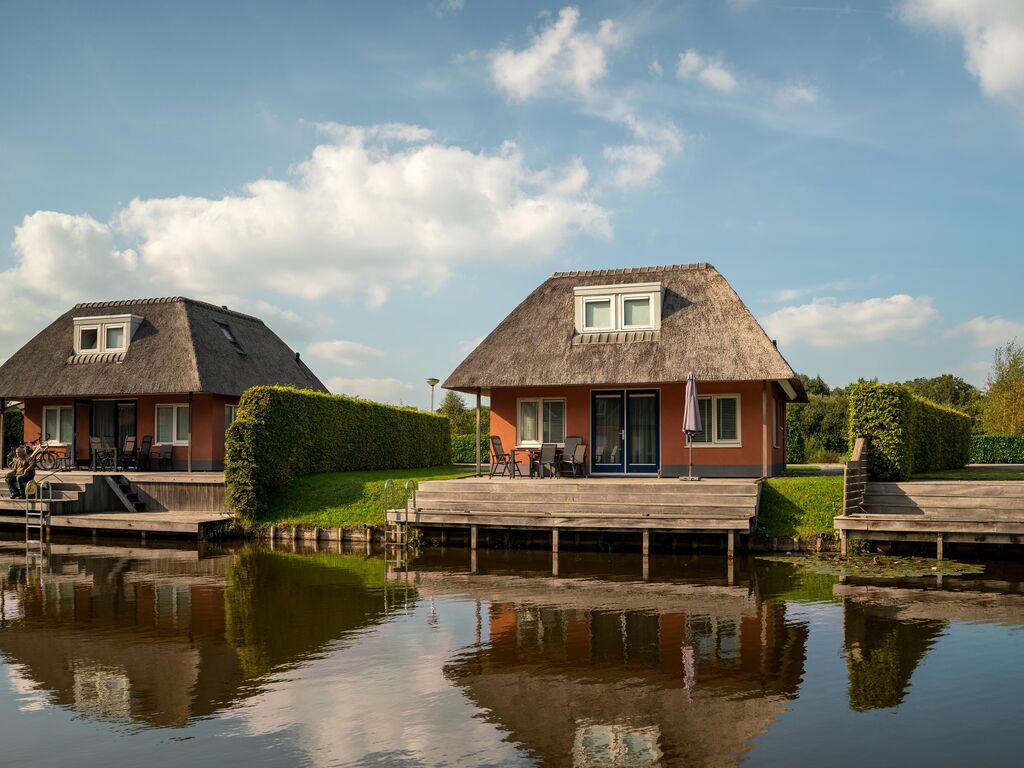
0;123;609;357
775;83;819;105
902;0;1024;103
602;115;684;188
308;339;385;367
327;376;418;404
490;7;621;101
948;315;1024;348
676;49;739;92
762;295;939;348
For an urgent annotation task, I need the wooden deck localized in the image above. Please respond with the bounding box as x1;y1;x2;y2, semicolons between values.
387;476;761;554
836;480;1024;556
0;508;231;537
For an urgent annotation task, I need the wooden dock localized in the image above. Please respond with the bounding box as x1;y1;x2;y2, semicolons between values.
836;480;1024;557
386;476;761;555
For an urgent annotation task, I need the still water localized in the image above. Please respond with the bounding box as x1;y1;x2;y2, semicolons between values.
0;536;1022;768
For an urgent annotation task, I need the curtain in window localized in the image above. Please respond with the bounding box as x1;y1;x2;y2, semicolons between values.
717;397;738;441
43;410;58;442
585;299;612;328
519;401;539;444
623;298;651;326
156;407;174;444
543;401;565;443
92;402;116;442
692;399;712;443
628;394;657;466
60;408;73;444
176;406;191;443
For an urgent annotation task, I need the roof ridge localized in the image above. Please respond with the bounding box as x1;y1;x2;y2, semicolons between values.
71;297;263;323
550;263;714;279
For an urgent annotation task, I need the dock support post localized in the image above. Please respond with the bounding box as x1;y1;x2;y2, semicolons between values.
440;528;446;548
552;528;559;554
936;532;944;561
727;530;735;559
839;530;848;557
552;551;559;577
475;388;482;477
470;524;478;551
642;529;650;557
727;557;734;586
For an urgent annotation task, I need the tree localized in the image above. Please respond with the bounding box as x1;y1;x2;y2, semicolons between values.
437;390;490;436
902;374;984;431
799;373;831;397
982;340;1024;435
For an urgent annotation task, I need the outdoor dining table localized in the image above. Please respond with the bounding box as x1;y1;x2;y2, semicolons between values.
517;446;563;478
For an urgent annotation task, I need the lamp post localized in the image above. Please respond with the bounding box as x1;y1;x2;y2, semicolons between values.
426;377;440;412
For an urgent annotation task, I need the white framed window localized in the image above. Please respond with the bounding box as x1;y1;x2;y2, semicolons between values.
104;324;126;351
583;297;614;331
155;404;190;445
517;398;566;446
73;314;142;355
574;282;663;334
224;404;238;431
688;395;742;447
42;406;73;445
78;326;99;352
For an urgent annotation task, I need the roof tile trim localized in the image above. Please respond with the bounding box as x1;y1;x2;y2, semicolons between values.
72;297;263;324
66;352;126;365
551;262;711;279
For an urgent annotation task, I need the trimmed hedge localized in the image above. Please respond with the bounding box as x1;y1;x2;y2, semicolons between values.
226;386;450;526
451;434;489;464
3;408;24;466
848;383;971;481
970;435;1024;464
786;411;805;464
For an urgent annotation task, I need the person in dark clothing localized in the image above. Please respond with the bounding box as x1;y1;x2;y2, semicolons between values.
4;447;36;499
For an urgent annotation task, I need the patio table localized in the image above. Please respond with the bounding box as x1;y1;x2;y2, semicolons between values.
518;446;563;478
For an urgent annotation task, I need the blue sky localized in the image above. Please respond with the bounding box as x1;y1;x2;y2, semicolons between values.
2;0;1023;407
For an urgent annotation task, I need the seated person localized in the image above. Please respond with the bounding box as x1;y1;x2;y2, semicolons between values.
4;447;36;499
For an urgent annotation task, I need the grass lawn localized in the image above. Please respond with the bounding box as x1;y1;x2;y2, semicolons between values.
258;465;471;530
912;469;1024;481
755;476;843;541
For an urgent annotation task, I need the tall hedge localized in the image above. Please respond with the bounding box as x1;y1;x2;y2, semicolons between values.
970;435;1024;464
451;434;489;464
225;386;450;525
3;408;24;466
848;383;971;481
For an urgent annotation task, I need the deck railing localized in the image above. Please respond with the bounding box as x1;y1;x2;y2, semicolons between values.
843;437;868;517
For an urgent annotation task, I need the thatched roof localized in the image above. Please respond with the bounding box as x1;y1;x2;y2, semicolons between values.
0;297;327;399
444;263;806;400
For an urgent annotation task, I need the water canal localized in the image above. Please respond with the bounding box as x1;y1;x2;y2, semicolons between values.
0;535;1021;767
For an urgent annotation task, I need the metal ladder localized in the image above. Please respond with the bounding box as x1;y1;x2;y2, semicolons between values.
382;479;417;613
23;470;59;565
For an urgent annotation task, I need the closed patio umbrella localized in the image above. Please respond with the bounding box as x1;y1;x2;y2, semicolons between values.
682;371;701;481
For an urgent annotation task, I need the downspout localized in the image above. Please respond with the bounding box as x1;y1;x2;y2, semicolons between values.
187;391;193;473
0;397;5;468
761;381;768;478
475;387;482;477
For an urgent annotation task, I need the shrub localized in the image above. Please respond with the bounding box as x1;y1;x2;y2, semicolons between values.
451;433;489;464
786;412;805;464
225;386;449;526
848;383;971;481
3;408;24;465
970;435;1024;464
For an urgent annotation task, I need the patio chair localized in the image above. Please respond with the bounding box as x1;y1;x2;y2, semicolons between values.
152;443;173;472
137;436;153;470
119;435;137;471
558;442;588;478
489;436;522;478
562;436;582;459
90;436;115;471
535;442;559;478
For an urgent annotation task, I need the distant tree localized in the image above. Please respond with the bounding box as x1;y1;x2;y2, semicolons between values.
982;341;1024;435
789;374;850;463
799;373;831;397
902;374;984;430
437;390;490;436
786;410;805;463
2;406;23;466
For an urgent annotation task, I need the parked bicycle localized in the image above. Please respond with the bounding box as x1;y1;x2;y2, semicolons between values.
5;432;60;472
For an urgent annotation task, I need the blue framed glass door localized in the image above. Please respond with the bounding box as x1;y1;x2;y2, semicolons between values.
591;392;624;473
591;390;660;474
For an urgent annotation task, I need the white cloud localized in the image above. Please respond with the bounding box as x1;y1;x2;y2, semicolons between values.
762;295;940;348
490;7;621;101
775;83;819;105
602;115;684;188
308;339;385;367
948;315;1024;348
326;376;417;404
649;58;663;77
902;0;1024;103
0;123;610;358
676;50;738;92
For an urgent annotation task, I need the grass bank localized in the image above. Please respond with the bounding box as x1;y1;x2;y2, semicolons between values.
754;476;844;541
257;465;470;530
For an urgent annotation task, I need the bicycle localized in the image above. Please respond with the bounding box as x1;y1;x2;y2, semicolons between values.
5;433;60;472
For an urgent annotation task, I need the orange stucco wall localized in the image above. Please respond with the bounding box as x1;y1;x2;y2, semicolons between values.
489;380;789;477
22;393;238;470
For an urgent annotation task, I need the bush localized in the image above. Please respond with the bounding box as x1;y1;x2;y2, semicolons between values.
786;412;805;464
970;435;1024;464
451;434;489;464
848;383;971;481
3;408;23;465
225;386;450;526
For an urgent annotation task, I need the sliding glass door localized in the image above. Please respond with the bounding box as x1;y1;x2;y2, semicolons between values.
591;390;660;474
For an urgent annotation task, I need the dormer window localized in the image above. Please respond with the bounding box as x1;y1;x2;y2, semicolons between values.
73;314;142;355
574;282;662;334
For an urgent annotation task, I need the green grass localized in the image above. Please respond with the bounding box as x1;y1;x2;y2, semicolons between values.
755;476;843;541
912;468;1024;481
258;465;471;529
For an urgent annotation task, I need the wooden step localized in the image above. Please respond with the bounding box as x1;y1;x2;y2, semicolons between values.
393;509;752;531
415;490;755;506
418;480;758;496
872;482;1024;498
416;499;753;517
865;493;1024;511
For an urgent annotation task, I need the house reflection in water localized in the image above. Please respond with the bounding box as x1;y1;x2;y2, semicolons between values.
0;540;402;728
428;566;809;768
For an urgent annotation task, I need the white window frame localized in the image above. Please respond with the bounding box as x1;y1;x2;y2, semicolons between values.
516;397;567;447
42;405;73;446
620;294;655;330
687;394;742;447
73;314;142;355
155;404;191;446
582;296;615;332
104;323;127;352
225;404;238;431
77;325;100;353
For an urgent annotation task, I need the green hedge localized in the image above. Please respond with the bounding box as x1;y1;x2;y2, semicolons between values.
848;383;971;481
3;408;24;466
970;435;1024;464
225;386;450;525
451;434;489;464
786;411;805;464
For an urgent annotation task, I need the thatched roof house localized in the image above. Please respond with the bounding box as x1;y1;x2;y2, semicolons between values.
445;264;806;478
0;297;326;471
